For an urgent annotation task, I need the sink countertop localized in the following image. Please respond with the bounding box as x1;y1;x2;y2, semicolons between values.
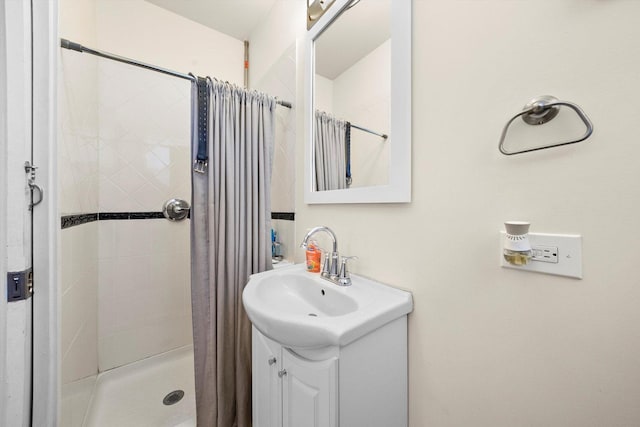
243;263;413;349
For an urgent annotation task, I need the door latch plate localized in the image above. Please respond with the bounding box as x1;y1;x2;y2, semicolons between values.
7;268;33;302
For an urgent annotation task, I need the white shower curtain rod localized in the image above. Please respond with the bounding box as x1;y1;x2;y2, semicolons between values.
59;38;293;109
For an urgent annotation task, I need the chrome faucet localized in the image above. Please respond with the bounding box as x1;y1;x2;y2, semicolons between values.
300;226;355;286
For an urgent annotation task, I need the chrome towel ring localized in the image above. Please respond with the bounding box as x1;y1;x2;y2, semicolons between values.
498;95;594;156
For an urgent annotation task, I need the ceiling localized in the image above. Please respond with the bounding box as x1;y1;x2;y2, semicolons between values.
314;0;390;80
145;0;278;41
145;0;389;81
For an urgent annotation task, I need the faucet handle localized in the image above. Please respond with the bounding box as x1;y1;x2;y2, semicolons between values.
321;251;331;277
338;256;358;286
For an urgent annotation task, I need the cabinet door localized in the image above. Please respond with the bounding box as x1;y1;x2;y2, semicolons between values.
252;327;282;427
282;349;338;427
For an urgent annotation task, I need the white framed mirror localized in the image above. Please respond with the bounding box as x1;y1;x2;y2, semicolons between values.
304;0;411;204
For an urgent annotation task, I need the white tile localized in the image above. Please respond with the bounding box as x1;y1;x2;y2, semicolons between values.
109;164;148;196
61;375;96;427
148;220;189;256
70;225;98;281
142;149;168;176
98;257;117;300
99;176;133;212
114;220;152;257
130;181;166;212
60;230;74;294
77;174;100;213
62;323;98;384
98;316;191;371
60;285;77;358
98;295;121;337
150;145;171;166
98;221;116;260
112;256;151;296
98;143;125;178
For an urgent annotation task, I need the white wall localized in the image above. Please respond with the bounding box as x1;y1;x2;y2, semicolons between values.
1;1;34;425
248;1;306;90
96;0;244;84
253;44;297;260
314;41;390;189
332;39;390;188
249;1;307;262
314;74;333;114
289;1;640;426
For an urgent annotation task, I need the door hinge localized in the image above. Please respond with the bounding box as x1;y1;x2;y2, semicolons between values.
25;161;44;210
7;268;33;302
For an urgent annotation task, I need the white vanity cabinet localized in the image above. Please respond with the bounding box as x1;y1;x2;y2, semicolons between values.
251;314;408;427
282;348;338;427
253;330;283;427
253;328;338;427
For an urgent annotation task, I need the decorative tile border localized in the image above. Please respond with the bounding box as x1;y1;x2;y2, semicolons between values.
100;212;165;220
61;210;296;229
61;213;99;229
97;212;129;221
61;211;166;229
271;212;295;221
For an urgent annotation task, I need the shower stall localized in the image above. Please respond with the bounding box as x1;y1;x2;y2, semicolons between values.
55;1;299;424
58;22;296;427
59;46;196;426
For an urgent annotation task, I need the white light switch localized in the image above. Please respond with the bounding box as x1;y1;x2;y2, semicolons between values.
500;232;583;279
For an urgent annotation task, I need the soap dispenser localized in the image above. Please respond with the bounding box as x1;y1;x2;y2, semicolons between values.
305;240;322;272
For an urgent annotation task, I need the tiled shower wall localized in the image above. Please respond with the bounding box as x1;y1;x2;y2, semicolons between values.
97;61;191;212
96;61;192;371
254;44;297;260
59;50;100;384
59;45;194;377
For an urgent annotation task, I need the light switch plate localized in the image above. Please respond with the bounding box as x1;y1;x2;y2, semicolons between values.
500;232;583;279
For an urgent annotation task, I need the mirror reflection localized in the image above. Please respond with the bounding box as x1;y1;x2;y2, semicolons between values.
313;0;390;191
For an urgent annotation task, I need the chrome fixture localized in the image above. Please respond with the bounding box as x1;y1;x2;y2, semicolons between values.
162;390;185;406
338;255;358;286
498;95;594;156
301;226;356;286
346;0;361;10
162;198;190;221
59;38;293;110
25;161;43;210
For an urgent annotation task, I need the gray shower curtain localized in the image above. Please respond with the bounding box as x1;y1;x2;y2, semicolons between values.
191;78;275;427
315;110;348;191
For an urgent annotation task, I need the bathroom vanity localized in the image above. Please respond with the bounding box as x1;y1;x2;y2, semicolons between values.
243;265;412;427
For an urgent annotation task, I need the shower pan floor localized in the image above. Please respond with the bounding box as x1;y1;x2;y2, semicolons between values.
83;345;196;427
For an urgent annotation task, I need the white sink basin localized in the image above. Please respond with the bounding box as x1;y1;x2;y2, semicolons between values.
242;264;413;349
